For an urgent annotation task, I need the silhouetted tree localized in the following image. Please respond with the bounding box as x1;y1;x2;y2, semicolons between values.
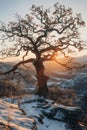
0;3;85;96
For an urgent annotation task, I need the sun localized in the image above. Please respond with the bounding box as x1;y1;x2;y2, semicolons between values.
53;51;65;61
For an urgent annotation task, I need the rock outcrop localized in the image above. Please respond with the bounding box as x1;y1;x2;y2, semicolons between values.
19;95;85;130
0;98;36;130
60;73;87;114
0;95;86;130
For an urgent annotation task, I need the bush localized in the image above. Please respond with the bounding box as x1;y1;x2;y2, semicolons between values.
0;79;25;97
48;86;77;106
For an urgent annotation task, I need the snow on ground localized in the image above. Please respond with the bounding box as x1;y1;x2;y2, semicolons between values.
19;95;84;130
48;72;87;90
19;96;66;130
60;73;87;89
0;96;67;130
37;118;66;130
0;98;36;130
0;95;86;130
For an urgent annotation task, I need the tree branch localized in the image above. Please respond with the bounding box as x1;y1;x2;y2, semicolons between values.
0;58;34;75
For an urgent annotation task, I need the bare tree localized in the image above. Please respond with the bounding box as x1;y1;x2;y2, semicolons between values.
0;3;85;96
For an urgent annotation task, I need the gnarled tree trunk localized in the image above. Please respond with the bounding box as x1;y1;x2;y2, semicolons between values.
33;60;49;97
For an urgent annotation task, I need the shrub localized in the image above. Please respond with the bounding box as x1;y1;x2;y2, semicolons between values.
48;86;77;106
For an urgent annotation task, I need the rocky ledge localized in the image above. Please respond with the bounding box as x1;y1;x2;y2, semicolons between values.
0;95;86;130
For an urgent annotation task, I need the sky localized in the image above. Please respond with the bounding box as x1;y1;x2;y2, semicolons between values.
0;0;87;62
0;0;87;41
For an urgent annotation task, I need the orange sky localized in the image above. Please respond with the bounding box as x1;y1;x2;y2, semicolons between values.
0;49;86;63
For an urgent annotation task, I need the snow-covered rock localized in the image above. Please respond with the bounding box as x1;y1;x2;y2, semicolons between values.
0;98;36;130
0;95;86;130
73;73;87;92
19;95;85;130
60;73;87;90
57;73;87;114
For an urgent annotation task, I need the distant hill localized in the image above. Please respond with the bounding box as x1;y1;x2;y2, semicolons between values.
1;54;87;75
44;55;87;75
75;54;87;63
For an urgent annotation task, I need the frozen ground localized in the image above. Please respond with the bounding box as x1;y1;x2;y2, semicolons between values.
0;98;36;130
0;62;87;129
0;95;85;130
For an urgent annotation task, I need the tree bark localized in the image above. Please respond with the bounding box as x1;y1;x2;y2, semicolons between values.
33;60;49;97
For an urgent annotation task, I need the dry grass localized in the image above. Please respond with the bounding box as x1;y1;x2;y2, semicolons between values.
0;123;11;130
0;79;24;97
0;77;77;107
48;86;77;106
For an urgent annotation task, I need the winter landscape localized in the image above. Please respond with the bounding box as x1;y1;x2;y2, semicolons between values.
0;0;87;130
0;55;87;130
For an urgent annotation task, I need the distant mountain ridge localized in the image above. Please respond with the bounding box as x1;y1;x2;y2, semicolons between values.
76;54;87;63
0;54;87;75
